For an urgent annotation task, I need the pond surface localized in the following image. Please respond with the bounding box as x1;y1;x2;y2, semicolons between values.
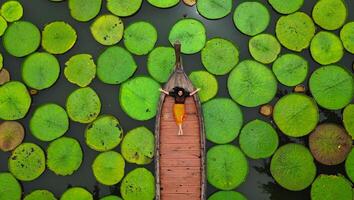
0;0;353;199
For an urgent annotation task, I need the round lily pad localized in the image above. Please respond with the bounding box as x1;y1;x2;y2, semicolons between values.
273;93;319;137
97;46;137;84
189;70;218;102
310;31;344;65
119;76;160;121
85;115;123;152
0;81;31;120
309;65;353;110
203;98;243;144
107;0;142;17
343;104;354;139
61;187;93;200
64;54;96;87
272;54;308;86
345;148;354;182
120;168;155;200
276;12;315;52
233;2;270;36
227;60;277;107
22;52;60;90
311;175;353;200
146;0;179;8
270;143;316;191
0;16;7;36
47;137;83;176
312;0;347;30
69;0;101;22
239;119;279;159
208;191;247;200
121;126;154;165
201;38;239;75
66;87;101;123
249;34;281;64
0;172;22;200
169;18;206;54
0;1;23;22
92;151;125;185
340;22;354;54
90;15;124;46
24;190;57;200
0;53;3;70
147;46;175;83
207;144;248;190
197;0;232;19
100;195;122;200
30;103;69;141
124;21;157;55
3;21;41;57
309;123;352;165
268;0;304;14
0;121;24;152
42;21;77;54
9;143;46;181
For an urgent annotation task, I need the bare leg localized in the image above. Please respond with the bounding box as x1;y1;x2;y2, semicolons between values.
178;124;183;136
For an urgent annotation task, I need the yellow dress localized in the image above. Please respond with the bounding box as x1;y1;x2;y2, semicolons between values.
173;103;185;125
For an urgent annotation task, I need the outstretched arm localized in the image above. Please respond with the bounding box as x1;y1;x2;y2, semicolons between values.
189;88;201;96
159;88;169;95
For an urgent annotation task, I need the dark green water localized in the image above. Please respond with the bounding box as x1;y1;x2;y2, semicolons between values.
0;0;353;199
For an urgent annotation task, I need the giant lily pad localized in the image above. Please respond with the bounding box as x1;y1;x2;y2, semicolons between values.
0;172;22;200
343;104;354;139
64;54;96;87
60;187;93;200
249;33;281;64
312;0;347;30
90;15;124;46
272;54;308;86
69;0;101;22
147;46;175;83
120;168;155;200
311;175;352;200
146;0;179;8
107;0;142;17
0;16;6;37
268;0;304;14
24;190;57;200
0;1;23;22
345;148;354;182
340;22;354;54
189;70;218;102
92;151;125;185
197;0;232;20
124;21;157;55
0;121;24;152
208;191;247;200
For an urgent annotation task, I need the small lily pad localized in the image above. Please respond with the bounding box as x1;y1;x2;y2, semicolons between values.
197;0;232;20
47;137;83;176
121;126;154;165
233;2;270;36
345;148;354;182
189;70;218;102
147;46;175;83
276;12;315;52
270;143;316;191
273;93;319;137
24;190;57;200
69;0;102;22
208;191;247;200
227;60;277;107
0;172;22;200
66;87;101;123
272;54;308;86
312;0;347;30
97;46;137;84
0;121;24;152
100;195;122;200
85;115;123;152
343;104;354;139
90;15;124;46
239;119;279;159
0;1;23;22
22;52;60;90
201;38;239;75
340;22;354;54
309;65;353;110
64;54;96;87
42;21;77;54
61;187;93;200
249;34;281;64
268;0;304;14
119;76;160;121
169;18;206;54
120;168;155;200
3;21;41;57
107;0;142;17
146;0;179;8
310;31;344;65
0;16;7;36
309;123;352;165
92;151;125;185
30;103;69;142
207;144;248;190
124;21;157;55
9;143;46;181
0;81;31;120
311;175;353;200
203;98;243;144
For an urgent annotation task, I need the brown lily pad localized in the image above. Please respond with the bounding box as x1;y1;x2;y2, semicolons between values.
294;84;306;93
0;68;10;85
0;121;25;152
309;123;352;165
183;0;196;6
260;104;273;117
